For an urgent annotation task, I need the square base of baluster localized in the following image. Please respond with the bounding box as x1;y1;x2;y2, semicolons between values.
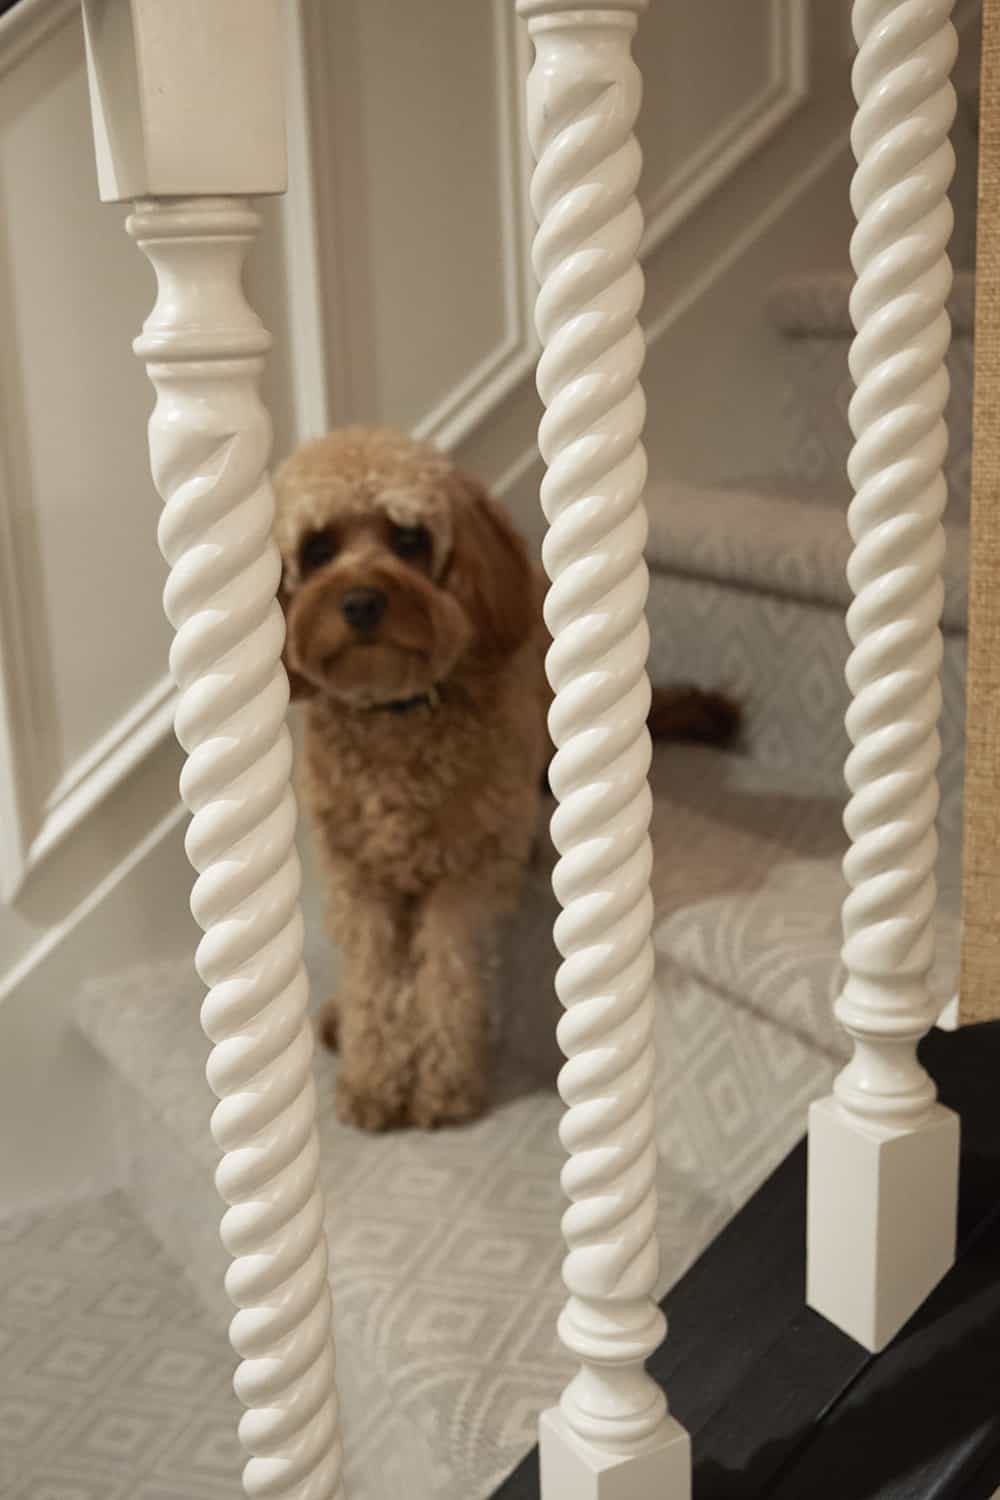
539;1407;690;1500
807;1095;960;1353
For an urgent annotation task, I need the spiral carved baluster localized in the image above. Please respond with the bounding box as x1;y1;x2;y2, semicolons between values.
838;0;957;1121
130;200;345;1500
806;0;961;1353
519;5;689;1494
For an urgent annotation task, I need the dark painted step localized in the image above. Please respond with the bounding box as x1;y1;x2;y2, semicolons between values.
492;1021;1000;1500
957;1436;1000;1500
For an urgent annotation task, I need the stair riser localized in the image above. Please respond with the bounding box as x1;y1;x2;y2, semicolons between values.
648;571;966;837
109;1065;228;1329
774;336;973;522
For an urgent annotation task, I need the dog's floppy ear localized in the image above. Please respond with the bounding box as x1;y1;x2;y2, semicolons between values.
273;456;316;701
278;577;316;701
448;477;537;658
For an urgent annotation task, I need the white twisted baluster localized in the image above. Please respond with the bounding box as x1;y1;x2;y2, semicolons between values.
520;4;689;1495
130;199;345;1500
838;0;956;1120
807;0;960;1353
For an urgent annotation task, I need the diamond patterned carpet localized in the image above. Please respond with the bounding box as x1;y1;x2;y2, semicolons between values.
0;1192;242;1499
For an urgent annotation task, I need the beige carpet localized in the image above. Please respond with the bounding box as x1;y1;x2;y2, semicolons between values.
0;1191;243;1500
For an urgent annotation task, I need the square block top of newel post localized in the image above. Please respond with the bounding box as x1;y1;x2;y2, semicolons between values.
81;0;286;203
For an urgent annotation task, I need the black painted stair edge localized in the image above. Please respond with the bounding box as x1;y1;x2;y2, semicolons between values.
491;1022;1000;1500
957;1432;1000;1500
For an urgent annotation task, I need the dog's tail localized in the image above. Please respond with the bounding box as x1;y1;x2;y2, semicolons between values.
646;684;742;748
539;683;740;794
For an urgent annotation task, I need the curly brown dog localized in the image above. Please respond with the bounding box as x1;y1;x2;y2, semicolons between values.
274;427;738;1131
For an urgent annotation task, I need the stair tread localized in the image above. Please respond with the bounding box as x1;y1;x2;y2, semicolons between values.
76;745;865;1500
767;267;976;339
646;479;969;633
657;848;961;1057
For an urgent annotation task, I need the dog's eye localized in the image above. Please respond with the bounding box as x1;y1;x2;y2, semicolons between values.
299;529;337;575
389;523;431;562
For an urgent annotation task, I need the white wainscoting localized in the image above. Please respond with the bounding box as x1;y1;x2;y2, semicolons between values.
297;0;829;482
0;0;173;907
638;0;810;258
452;0;855;531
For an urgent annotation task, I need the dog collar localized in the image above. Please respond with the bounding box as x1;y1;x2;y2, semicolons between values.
368;684;441;716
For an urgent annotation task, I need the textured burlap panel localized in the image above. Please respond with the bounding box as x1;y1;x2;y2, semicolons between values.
959;0;1000;1023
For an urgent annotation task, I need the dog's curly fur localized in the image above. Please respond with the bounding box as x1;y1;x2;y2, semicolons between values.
274;427;738;1132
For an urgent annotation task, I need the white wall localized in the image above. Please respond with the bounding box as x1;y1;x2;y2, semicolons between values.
0;0;901;1208
303;0;861;549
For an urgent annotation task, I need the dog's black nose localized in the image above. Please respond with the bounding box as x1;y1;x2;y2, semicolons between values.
342;587;387;633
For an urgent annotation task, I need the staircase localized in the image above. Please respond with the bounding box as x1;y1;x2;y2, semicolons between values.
644;267;972;836
73;265;970;1500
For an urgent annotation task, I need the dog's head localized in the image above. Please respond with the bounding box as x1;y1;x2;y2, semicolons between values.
274;427;536;708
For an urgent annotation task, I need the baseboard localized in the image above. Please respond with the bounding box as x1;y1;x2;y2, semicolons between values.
492;1022;1000;1500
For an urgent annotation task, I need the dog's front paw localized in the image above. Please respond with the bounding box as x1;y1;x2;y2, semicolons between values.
334;1077;405;1133
410;1044;488;1130
334;1072;485;1131
408;1086;486;1130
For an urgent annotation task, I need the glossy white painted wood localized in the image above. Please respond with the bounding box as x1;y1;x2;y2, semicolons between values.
807;0;960;1354
82;0;285;200
81;8;345;1496
519;4;689;1495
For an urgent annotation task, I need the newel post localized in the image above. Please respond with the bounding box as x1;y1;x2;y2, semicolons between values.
518;3;690;1497
807;0;961;1353
81;3;346;1495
